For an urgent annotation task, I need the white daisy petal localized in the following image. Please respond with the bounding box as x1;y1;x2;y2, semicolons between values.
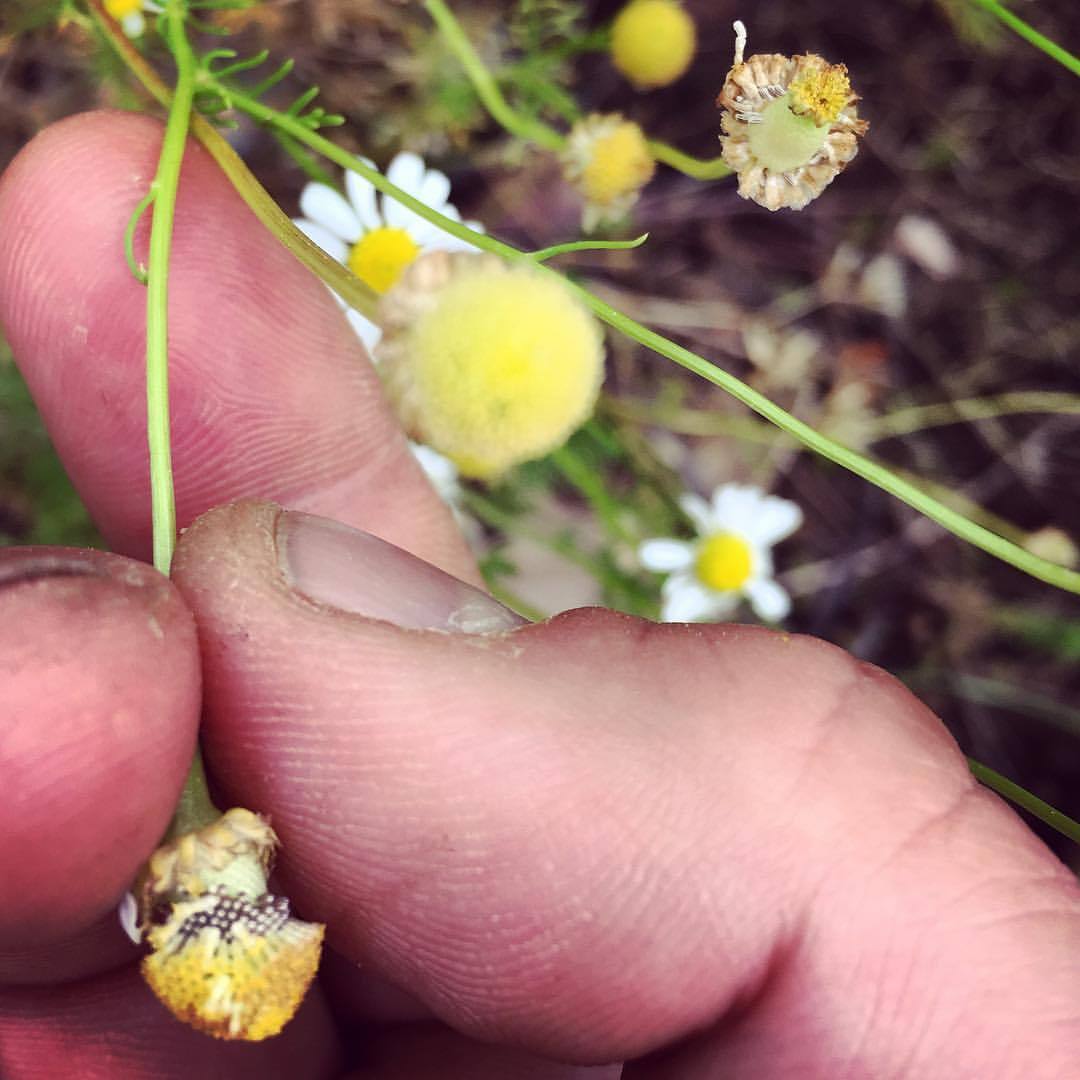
639;538;694;572
463;219;486;235
745;578;792;622
345;309;383;354
123;11;145;36
292;218;348;264
748;496;804;546
299;183;362;243
662;577;734;623
418;169;452;211
678;493;715;535
711;483;763;530
345;162;382;231
386;152;427;199
118;891;141;944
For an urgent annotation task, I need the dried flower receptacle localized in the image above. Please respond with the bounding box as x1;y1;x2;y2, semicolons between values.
132;808;324;1041
717;20;868;211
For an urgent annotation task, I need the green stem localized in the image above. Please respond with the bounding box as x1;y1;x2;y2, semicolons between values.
426;0;733;182
550;444;636;545
647;140;732;180
222;88;1080;598
124;189;155;285
863;391;1080;439
144;0;196;577
87;1;378;321
968;758;1080;845
425;0;565;150
967;0;1080;77
529;234;649;261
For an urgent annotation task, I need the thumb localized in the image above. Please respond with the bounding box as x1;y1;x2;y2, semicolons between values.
171;500;1080;1075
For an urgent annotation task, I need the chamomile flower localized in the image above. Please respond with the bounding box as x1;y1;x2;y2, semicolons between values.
561;114;656;232
717;20;868;211
105;0;158;37
639;483;802;622
132;809;324;1041
293;152;483;353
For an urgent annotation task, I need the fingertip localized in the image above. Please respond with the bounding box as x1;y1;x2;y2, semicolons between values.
0;548;200;958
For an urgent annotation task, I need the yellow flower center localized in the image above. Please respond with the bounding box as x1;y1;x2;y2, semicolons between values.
695;532;753;591
348;227;421;295
610;0;696;89
106;0;142;16
747;93;832;174
400;261;604;478
789;59;852;127
581;122;655;206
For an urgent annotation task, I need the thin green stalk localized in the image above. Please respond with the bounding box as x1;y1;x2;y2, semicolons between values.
647;140;732;181
529;234;648;261
222;86;1080;598
115;0;219;832
550;444;636;545
864;391;1080;440
968;758;1080;845
426;0;733;182
425;0;565;150
87;1;378;321
967;0;1080;77
144;0;196;577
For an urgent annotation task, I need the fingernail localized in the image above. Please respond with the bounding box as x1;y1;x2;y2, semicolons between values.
0;548;110;588
276;511;525;633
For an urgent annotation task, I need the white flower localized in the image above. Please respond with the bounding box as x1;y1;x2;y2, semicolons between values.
639;483;802;623
105;0;157;37
410;441;466;520
293;152;483;353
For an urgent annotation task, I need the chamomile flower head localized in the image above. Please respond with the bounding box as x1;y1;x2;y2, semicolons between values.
611;0;697;89
131;808;324;1041
293;152;483;352
717;20;868;211
377;251;605;479
639;483;802;622
106;0;158;37
562;114;656;232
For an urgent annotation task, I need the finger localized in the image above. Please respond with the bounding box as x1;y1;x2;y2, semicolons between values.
0;110;474;581
348;1022;621;1080
0;964;340;1079
0;548;199;981
172;501;1080;1075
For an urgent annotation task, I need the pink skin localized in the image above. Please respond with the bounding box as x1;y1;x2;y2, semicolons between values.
1;112;1079;1078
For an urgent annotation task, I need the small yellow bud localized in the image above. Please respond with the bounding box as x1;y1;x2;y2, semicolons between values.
377;252;605;478
562;114;656;232
611;0;697;89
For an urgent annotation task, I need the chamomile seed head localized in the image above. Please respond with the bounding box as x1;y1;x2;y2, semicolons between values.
376;252;605;479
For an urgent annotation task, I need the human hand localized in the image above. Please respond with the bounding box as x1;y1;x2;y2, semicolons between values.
1;112;1078;1079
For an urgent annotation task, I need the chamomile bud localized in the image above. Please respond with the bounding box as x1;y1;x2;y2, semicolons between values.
561;114;656;232
134;809;324;1041
717;20;868;211
105;0;154;37
611;0;697;89
377;251;605;479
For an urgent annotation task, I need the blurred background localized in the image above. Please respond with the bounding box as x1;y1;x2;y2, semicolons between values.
2;0;1079;854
